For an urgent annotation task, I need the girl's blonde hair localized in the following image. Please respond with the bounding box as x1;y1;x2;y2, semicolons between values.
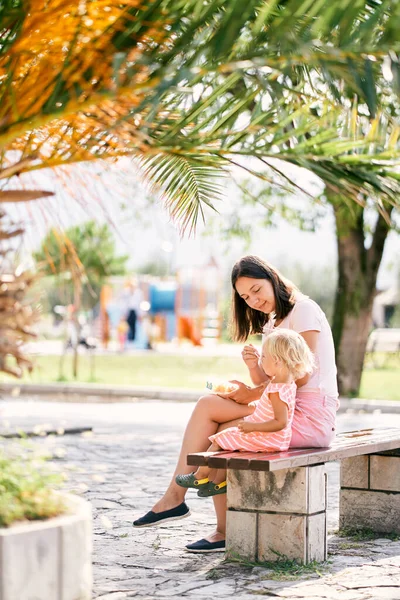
263;328;315;380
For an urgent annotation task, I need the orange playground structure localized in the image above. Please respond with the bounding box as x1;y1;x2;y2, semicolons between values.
100;259;222;347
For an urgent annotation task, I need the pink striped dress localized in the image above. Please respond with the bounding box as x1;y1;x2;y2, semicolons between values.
209;382;297;452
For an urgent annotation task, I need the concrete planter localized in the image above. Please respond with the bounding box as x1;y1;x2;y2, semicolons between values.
0;493;92;600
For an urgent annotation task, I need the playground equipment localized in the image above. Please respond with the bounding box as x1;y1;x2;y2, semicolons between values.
175;258;221;346
100;259;222;348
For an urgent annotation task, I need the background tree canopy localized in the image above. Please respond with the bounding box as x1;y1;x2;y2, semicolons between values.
1;0;400;227
33;220;128;311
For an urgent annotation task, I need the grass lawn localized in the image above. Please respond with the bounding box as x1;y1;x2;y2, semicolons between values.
7;354;251;390
359;364;400;401
3;352;400;401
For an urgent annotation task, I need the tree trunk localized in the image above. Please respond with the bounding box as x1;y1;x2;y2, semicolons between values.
72;281;82;380
331;201;392;396
72;328;79;380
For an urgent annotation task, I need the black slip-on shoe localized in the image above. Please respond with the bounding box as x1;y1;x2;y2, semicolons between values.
185;538;226;553
132;502;190;528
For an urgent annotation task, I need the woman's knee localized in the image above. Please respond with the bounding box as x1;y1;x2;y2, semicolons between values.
194;394;216;414
194;394;236;422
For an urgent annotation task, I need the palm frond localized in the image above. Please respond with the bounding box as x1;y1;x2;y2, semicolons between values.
0;0;25;56
135;152;227;235
1;0;399;142
1;0;400;232
0;190;54;202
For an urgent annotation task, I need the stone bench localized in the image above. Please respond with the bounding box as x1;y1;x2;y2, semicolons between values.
187;427;400;564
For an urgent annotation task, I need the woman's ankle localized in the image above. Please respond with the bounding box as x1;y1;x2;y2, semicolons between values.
152;491;185;512
205;529;225;542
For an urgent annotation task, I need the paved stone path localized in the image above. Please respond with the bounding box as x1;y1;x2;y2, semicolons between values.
2;399;400;599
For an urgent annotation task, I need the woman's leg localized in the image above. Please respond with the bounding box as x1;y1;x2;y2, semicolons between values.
290;395;337;449
204;417;246;543
152;396;254;513
210;494;227;542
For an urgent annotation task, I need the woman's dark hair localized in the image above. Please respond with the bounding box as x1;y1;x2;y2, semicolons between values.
231;255;297;342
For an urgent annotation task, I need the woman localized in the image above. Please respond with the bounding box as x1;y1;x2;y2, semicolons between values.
133;255;338;553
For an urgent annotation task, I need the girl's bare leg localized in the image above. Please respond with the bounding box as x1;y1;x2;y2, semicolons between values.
152;396;254;513
194;443;222;480
209;468;226;485
196;467;226;484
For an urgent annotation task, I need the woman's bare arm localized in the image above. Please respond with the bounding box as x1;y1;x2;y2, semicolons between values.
248;363;270;385
216;380;267;404
241;344;270;385
296;330;319;387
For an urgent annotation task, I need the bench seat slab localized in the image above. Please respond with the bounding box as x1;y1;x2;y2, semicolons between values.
187;428;400;472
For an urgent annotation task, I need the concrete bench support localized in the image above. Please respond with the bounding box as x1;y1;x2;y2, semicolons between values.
340;451;400;534
226;464;327;564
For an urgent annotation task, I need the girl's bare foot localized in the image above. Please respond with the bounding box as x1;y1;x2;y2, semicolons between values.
193;468;209;480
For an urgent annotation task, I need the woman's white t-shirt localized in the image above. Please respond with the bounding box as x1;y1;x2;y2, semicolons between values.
262;294;338;400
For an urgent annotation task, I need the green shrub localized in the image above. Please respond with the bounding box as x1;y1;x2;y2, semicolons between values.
0;447;66;528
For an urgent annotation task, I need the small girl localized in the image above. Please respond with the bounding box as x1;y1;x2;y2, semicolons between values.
176;328;315;496
117;318;129;352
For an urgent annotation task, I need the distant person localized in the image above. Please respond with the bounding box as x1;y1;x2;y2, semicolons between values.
141;312;157;350
133;255;339;554
66;307;96;350
102;309;111;349
117;318;129;352
123;280;143;343
65;304;79;349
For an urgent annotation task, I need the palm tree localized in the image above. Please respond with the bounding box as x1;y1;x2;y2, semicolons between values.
34;220;128;309
1;1;400;391
0;208;38;377
2;1;400;214
33;221;128;378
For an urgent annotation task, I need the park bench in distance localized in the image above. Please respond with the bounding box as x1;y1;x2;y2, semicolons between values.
366;328;400;366
187;427;400;564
